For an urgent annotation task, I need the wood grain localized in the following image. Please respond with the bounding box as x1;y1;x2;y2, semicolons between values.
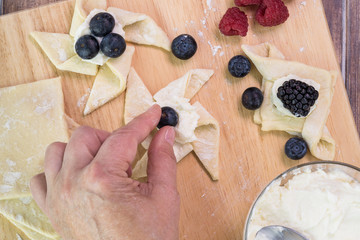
2;0;359;135
0;0;359;240
322;0;360;134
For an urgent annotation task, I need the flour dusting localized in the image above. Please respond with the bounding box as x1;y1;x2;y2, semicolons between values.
0;185;13;193
207;41;222;56
6;159;16;167
16;234;23;240
219;92;224;101
77;88;91;108
34;99;54;115
3;172;22;185
58;49;67;62
20;197;32;205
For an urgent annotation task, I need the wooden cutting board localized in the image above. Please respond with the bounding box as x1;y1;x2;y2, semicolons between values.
0;0;359;239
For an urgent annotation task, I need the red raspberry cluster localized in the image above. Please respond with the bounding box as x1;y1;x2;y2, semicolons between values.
219;0;289;36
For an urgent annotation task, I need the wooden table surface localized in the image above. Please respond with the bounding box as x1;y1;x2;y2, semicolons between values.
1;0;359;135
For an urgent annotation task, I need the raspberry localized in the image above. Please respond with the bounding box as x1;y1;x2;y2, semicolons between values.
255;0;289;26
235;0;262;7
219;7;248;36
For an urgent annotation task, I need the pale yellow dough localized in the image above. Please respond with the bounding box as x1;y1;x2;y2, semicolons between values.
108;7;171;51
83;46;135;115
30;31;98;76
0;77;69;199
124;69;220;180
0;197;59;239
31;0;171;114
242;43;337;160
0;77;73;240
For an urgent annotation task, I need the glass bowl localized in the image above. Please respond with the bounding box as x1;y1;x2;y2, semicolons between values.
243;161;360;240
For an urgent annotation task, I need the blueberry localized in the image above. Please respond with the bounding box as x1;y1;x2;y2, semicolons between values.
241;87;263;110
90;12;115;37
285;137;308;160
171;34;197;60
157;107;179;129
100;33;126;58
228;55;251;78
75;35;99;59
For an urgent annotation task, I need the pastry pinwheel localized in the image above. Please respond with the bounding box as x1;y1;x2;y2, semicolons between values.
124;68;220;180
242;43;337;160
31;0;170;115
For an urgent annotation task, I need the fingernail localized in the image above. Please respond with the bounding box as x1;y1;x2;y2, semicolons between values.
165;127;175;144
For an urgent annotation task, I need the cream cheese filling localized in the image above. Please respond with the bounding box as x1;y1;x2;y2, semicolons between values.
155;97;199;145
271;74;320;118
74;9;125;66
247;168;360;240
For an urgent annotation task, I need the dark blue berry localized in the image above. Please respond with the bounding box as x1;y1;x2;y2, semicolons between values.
241;87;263;110
157;107;179;129
228;55;251;78
90;12;115;37
100;33;126;58
75;35;99;59
171;34;197;60
285;137;308;160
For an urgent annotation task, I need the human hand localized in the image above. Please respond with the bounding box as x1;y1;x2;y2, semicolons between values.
30;105;180;240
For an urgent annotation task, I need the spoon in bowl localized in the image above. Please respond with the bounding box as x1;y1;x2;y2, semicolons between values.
255;225;309;240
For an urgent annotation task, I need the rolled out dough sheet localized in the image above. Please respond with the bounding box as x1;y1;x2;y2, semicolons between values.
0;77;69;200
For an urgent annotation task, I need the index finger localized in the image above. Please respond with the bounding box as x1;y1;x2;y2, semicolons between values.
91;104;161;173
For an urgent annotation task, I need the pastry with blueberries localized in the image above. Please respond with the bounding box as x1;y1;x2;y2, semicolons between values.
124;68;220;181
30;0;171;115
242;42;337;160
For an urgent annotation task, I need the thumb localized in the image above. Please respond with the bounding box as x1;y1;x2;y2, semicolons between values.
147;126;177;189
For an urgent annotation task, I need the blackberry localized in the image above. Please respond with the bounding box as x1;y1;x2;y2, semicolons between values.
228;55;251;78
276;79;319;117
285;137;308;160
157;107;179;129
171;34;197;60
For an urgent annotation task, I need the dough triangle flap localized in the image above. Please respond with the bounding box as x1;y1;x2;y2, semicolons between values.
83;46;134;115
58;55;98;76
124;67;154;124
30;31;75;67
192;102;220;180
0;198;58;238
153;69;214;102
70;0;108;36
107;7;171;51
8;217;58;240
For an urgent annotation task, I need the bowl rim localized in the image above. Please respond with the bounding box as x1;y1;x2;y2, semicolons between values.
243;160;360;240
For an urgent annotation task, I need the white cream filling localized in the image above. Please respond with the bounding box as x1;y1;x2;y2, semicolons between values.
271;74;320;118
247;168;360;240
74;9;125;66
156;97;199;145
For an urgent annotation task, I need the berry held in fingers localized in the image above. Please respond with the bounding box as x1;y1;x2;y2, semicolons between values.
157;107;179;129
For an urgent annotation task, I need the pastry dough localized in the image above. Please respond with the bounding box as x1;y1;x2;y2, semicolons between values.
242;43;337;160
83;46;135;115
0;197;59;239
8;217;58;240
108;7;171;51
31;0;171;114
30;32;98;76
69;0;107;37
124;68;220;180
0;77;69;199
